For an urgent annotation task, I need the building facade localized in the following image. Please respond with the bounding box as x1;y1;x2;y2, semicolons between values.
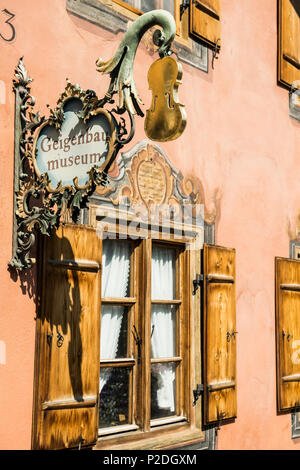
0;0;300;450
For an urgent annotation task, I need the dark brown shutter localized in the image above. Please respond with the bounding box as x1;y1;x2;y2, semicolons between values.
202;244;237;425
278;0;300;88
275;257;300;413
189;0;221;50
32;224;101;450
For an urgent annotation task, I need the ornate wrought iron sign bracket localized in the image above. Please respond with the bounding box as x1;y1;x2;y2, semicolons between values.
9;10;186;271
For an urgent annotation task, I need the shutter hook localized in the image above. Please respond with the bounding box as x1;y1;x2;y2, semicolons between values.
192;384;204;406
132;325;142;364
212;38;221;70
216;409;226;430
192;274;203;295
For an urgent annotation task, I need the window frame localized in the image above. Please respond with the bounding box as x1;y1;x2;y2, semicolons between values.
99;238;139;436
97;234;191;442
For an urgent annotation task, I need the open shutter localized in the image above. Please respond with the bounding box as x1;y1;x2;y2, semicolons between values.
190;0;221;50
278;0;300;88
275;257;300;413
32;224;101;450
202;244;237;425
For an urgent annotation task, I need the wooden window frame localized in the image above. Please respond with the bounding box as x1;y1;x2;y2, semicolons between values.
95;217;205;450
96;229;195;449
149;241;187;428
99;238;138;436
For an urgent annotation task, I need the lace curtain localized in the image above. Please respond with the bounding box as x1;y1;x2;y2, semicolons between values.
99;240;130;393
151;245;176;413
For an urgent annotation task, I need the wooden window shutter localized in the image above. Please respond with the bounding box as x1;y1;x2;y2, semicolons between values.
202;244;237;426
275;257;300;413
32;225;102;450
189;0;221;50
278;0;300;88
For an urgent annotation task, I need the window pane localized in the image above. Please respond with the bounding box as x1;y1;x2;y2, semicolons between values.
120;0;137;8
140;0;157;12
151;304;176;358
99;366;131;428
100;305;129;359
151;245;176;300
102;240;131;298
151;362;176;419
120;1;174;15
161;1;175;15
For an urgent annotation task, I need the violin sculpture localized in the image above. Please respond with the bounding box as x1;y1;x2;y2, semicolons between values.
144;56;186;142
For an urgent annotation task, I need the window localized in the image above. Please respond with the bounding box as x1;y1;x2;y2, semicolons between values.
31;145;237;450
113;0;184;41
32;223;237;449
115;0;175;16
98;237;189;437
110;0;221;49
66;0;214;72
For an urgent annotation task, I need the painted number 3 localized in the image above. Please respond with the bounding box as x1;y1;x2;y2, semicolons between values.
0;9;15;42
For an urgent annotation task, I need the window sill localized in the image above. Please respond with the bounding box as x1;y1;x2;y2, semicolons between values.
94;423;207;450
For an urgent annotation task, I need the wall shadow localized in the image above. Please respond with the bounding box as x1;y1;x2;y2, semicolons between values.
45;230;84;402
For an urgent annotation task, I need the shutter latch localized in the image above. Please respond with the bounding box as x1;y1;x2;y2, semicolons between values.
132;325;142;364
192;384;204;406
192;274;203;295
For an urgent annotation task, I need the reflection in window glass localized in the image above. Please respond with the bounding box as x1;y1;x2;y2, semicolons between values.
151;362;176;419
99;367;131;428
151;304;176;358
151;245;176;300
102;240;131;298
100;306;129;359
121;1;175;16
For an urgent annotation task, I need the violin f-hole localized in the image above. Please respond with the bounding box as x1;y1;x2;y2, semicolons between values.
165;92;174;110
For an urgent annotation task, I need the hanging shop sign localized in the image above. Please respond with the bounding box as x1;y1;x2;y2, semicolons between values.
9;9;187;271
33;98;116;189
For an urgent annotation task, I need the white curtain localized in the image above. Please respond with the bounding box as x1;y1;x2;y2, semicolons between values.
151;246;176;413
100;240;130;393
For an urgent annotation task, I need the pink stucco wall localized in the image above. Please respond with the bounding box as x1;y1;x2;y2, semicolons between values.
1;0;300;449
